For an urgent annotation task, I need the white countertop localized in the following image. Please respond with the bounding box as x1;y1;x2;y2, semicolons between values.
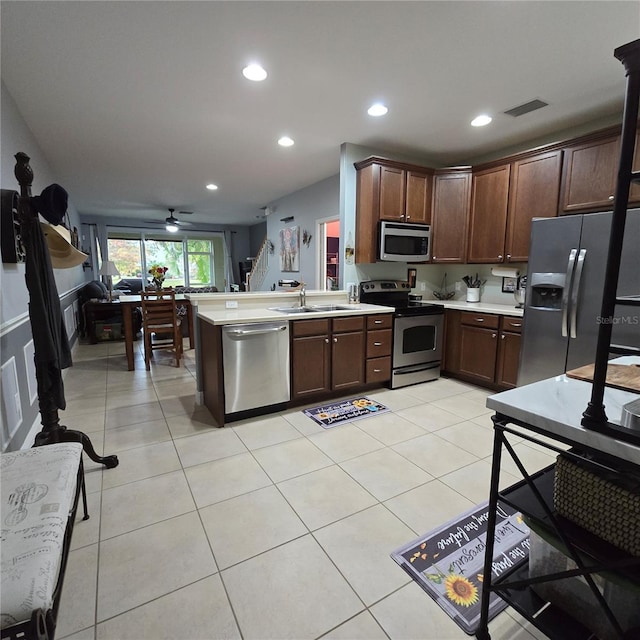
197;302;395;326
487;357;640;465
422;299;524;317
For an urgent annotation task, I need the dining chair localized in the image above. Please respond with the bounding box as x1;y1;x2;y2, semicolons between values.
140;289;182;370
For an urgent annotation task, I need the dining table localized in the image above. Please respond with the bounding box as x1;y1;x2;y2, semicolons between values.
118;293;194;370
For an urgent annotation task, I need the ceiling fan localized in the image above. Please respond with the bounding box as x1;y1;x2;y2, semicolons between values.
149;208;194;232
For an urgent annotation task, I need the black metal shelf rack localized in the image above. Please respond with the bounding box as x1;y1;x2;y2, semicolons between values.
475;418;640;640
581;38;640;445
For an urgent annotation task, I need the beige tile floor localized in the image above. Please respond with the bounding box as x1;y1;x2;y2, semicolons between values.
54;338;556;640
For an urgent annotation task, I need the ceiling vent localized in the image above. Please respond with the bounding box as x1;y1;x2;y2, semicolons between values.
503;99;549;118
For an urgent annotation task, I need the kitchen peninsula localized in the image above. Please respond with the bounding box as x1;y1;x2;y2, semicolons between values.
189;290;394;426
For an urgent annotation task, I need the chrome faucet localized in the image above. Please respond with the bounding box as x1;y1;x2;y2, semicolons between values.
299;283;306;307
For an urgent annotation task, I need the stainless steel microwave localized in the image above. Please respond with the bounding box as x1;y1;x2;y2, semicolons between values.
379;221;430;262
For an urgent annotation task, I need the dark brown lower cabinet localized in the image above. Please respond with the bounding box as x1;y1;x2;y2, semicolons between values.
332;329;364;390
291;333;331;398
291;316;364;399
459;324;499;385
444;310;522;390
495;331;521;388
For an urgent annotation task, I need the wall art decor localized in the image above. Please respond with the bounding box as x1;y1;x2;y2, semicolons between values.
279;226;299;272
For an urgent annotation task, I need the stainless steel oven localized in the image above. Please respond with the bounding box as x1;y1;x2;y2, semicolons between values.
392;312;443;388
359;279;444;388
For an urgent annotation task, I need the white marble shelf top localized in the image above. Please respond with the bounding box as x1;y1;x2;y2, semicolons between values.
487;357;640;465
421;300;524;317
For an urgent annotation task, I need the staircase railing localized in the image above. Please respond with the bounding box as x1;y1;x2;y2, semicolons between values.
246;237;269;291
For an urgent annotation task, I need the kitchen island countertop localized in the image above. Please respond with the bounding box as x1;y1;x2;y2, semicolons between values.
196;302;395;326
486;356;640;464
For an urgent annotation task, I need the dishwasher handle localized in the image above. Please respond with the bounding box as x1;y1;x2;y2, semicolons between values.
225;325;288;337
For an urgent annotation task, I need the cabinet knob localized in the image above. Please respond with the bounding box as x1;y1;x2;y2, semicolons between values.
406;215;411;220
608;195;614;200
501;335;505;340
374;320;382;324
373;368;381;373
476;318;484;322
324;338;329;343
492;333;497;338
333;337;338;343
432;256;437;260
374;342;382;346
506;254;511;259
498;254;503;259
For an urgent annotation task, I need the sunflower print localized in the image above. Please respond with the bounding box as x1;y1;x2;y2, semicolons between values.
444;574;479;607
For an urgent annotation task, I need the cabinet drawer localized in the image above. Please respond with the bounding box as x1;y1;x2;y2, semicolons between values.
461;312;499;329
367;329;392;358
291;318;330;337
367;314;393;330
366;356;391;384
500;316;524;334
332;316;365;333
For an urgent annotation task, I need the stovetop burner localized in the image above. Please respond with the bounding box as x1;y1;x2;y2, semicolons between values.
359;280;444;316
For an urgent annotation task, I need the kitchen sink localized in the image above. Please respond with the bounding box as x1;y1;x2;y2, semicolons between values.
268;304;355;314
268;306;316;314
306;304;354;312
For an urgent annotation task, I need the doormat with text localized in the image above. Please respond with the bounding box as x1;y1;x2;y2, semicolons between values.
303;397;389;429
391;500;530;635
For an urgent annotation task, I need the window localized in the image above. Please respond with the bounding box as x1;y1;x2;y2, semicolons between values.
144;239;185;287
106;238;141;285
106;231;224;289
186;239;213;286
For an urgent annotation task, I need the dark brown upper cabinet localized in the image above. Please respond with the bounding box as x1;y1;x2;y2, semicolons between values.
467;164;511;263
430;168;472;263
505;150;562;262
355;157;434;263
560;134;620;213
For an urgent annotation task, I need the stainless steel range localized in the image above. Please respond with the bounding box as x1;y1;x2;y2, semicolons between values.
360;280;444;388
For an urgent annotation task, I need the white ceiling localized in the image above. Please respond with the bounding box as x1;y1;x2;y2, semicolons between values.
2;1;639;227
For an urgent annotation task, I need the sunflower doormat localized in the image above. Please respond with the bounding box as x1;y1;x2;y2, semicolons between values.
391;500;530;635
303;397;389;429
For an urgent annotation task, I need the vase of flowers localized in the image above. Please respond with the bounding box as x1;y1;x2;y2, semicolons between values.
149;265;168;290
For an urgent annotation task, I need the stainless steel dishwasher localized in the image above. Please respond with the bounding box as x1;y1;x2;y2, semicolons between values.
222;322;290;414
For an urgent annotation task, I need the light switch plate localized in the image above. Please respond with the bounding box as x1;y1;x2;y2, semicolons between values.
225;301;238;309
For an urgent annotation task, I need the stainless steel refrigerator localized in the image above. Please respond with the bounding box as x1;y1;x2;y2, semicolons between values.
518;210;640;386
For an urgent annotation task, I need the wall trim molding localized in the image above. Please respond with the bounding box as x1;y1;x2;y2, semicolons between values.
1;282;85;337
0;312;30;337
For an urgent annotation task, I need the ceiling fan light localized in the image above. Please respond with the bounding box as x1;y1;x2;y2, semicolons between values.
166;223;179;233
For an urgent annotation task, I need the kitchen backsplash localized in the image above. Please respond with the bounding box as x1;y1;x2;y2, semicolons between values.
355;262;527;307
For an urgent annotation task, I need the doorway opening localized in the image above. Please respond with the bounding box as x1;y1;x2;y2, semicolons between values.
316;218;340;290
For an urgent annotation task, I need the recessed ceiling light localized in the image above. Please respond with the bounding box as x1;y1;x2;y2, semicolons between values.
278;136;295;147
471;114;492;127
206;183;218;191
242;64;267;82
367;103;388;117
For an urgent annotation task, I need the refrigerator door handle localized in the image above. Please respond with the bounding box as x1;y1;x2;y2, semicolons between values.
569;248;587;339
561;249;578;337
